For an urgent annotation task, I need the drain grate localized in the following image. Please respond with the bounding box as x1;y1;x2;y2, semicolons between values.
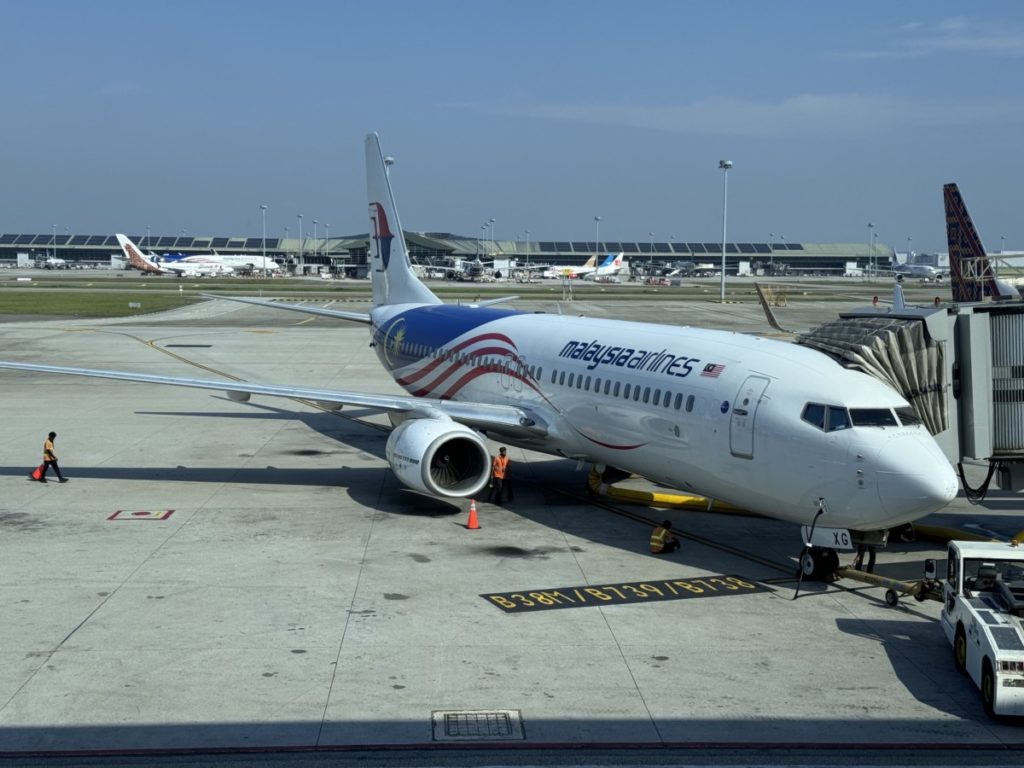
431;709;525;741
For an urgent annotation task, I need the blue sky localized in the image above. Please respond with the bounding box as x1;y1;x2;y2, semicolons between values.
2;0;1023;253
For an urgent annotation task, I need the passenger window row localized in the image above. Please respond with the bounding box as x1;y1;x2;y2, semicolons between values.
547;368;697;413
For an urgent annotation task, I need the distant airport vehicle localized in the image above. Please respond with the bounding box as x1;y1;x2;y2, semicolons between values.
116;235;233;277
945;184;1020;301
0;135;960;581
941;539;1024;717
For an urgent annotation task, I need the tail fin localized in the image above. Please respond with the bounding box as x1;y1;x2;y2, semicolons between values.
365;133;440;307
944;183;1016;302
115;234;163;274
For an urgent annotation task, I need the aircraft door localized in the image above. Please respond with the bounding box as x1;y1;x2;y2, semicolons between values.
729;375;770;458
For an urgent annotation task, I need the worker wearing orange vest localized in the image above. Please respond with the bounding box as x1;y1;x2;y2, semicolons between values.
488;446;513;504
650;519;680;554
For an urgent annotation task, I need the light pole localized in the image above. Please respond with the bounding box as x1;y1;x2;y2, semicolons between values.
51;224;56;260
146;225;151;251
525;228;531;277
313;219;318;262
769;232;775;273
324;223;329;262
906;236;912;263
260;204;268;264
297;214;304;274
1001;235;1006;254
867;222;874;280
648;231;654;274
719;160;732;301
594;216;601;261
488;217;496;255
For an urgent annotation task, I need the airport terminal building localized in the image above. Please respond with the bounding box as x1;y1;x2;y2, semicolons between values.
0;231;895;278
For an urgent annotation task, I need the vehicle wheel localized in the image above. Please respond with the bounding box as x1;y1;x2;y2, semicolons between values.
954;624;967;675
981;658;996;718
885;589;899;607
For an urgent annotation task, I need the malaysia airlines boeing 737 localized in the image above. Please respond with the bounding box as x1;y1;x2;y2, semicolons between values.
0;134;958;578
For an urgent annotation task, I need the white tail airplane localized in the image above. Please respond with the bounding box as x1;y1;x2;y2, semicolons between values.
116;234;234;277
0;134;958;578
580;252;626;280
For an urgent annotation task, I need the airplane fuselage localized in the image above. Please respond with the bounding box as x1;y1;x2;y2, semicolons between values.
370;303;956;531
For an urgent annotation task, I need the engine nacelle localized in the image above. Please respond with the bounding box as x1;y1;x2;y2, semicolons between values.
385;418;491;498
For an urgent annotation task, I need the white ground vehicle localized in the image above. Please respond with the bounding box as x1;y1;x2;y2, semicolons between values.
940;540;1024;717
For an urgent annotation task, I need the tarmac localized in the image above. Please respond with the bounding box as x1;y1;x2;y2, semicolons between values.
1;284;1023;763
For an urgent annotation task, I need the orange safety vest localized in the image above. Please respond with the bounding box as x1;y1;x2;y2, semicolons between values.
650;526;670;553
491;454;509;480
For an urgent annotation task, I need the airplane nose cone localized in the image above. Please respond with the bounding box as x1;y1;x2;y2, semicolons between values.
876;439;958;520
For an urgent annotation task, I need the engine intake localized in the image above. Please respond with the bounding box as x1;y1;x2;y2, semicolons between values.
385;418;491;498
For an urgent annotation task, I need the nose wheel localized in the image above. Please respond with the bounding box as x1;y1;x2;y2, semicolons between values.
798;547;840;581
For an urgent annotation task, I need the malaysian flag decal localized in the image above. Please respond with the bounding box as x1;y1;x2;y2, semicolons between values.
701;363;725;378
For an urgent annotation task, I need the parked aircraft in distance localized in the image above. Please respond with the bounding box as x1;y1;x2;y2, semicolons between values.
944;183;1019;301
580;252;627;281
0;135;960;581
41;256;68;269
552;252;625;280
116;234;233;277
891;262;945;281
161;250;281;274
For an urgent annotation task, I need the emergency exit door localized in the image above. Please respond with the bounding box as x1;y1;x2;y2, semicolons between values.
730;375;770;458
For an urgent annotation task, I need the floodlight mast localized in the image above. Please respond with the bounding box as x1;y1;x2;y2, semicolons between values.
719;160;732;301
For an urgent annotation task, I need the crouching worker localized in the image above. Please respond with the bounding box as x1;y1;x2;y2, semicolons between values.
650;519;680;554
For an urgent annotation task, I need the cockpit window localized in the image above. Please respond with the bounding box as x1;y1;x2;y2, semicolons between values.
895;406;922;427
849;408;898;427
827;406;850;431
801;403;825;429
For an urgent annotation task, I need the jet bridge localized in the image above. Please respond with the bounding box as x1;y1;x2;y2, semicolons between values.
797;298;1024;493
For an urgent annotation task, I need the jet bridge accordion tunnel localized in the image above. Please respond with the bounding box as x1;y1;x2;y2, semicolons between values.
797;301;1024;495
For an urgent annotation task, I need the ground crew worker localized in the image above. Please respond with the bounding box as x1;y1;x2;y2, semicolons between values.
488;446;512;503
650;519;680;554
40;431;67;483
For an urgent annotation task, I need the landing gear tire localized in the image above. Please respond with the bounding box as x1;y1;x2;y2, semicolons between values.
798;547;840;581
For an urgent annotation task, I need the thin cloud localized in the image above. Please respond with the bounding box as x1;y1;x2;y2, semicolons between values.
848;16;1024;59
453;93;1024;138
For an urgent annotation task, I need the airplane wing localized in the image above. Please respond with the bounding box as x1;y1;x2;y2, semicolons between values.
0;361;547;438
200;294;371;324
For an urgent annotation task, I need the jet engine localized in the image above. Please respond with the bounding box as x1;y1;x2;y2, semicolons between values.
385;418;491;498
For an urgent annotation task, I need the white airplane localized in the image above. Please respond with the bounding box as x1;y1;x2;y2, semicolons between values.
581;252;627;281
891;262;945;281
551;252;625;280
42;256;68;269
166;250;281;274
0;134;959;580
116;234;233;277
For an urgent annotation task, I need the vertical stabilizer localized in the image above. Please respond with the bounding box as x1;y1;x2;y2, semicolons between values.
944;183;1015;302
365;133;441;307
115;234;163;274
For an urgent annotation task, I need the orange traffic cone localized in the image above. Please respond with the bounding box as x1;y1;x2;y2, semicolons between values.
467;499;480;530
